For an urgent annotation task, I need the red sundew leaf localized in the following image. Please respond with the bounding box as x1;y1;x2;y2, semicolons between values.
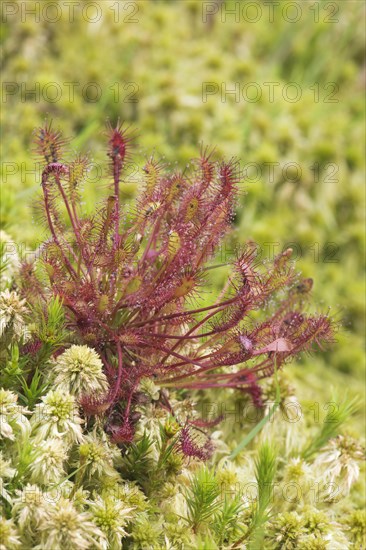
107;420;135;444
33;120;70;163
79;392;113;416
189;415;224;429
21;338;43;356
106;120;134;161
179;426;214;461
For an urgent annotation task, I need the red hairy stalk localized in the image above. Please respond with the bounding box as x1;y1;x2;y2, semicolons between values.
22;121;335;453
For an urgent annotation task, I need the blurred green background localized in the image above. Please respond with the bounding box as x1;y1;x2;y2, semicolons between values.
1;1;365;431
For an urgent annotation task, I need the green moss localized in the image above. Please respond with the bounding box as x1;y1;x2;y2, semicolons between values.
1;5;364;544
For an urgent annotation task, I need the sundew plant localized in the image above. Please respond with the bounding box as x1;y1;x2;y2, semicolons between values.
0;122;364;550
21;122;334;447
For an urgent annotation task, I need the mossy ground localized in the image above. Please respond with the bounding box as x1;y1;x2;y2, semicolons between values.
1;2;365;546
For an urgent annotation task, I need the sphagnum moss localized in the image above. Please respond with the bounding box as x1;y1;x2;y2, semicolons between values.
49;344;109;398
0;362;364;548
